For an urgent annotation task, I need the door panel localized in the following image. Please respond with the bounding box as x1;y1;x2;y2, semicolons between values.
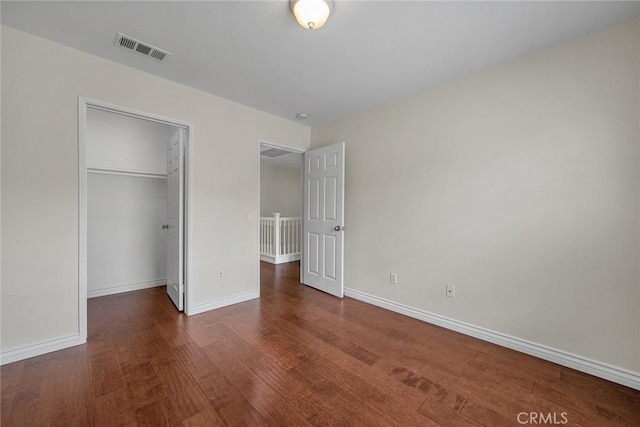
302;142;345;297
308;233;320;275
167;129;184;311
308;178;320;220
324;176;337;220
324;234;336;280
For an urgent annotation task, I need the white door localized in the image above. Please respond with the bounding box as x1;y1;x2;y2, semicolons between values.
302;142;345;297
166;129;184;310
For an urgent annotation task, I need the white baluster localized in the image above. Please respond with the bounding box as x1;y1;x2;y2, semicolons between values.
284;220;289;255
288;220;292;254
295;219;299;253
273;213;280;258
267;220;271;255
283;220;286;255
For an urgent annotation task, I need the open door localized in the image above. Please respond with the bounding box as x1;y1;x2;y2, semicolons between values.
302;142;345;297
167;129;184;310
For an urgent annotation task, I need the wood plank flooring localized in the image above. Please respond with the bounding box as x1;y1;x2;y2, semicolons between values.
2;261;639;426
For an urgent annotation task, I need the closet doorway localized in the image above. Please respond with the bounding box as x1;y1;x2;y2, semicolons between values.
78;98;193;341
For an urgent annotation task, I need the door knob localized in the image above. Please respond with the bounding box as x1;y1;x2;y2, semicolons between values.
162;224;169;230
334;225;344;231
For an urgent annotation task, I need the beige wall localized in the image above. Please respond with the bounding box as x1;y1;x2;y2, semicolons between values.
260;159;302;217
312;18;640;371
1;26;310;352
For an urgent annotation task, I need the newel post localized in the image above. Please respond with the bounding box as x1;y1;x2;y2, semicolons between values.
273;213;281;258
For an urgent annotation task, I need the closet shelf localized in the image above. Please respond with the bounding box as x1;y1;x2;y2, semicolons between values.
87;167;167;179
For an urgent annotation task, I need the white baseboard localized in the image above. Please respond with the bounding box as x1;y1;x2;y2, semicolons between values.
188;290;259;316
260;253;301;264
274;253;301;264
87;279;166;298
344;287;640;391
1;333;85;366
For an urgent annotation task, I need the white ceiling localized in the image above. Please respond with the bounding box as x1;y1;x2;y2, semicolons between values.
2;1;638;126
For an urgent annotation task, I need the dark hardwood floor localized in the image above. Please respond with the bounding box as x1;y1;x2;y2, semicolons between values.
2;261;639;426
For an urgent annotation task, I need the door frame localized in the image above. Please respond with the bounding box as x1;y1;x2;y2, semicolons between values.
256;139;305;293
78;96;195;342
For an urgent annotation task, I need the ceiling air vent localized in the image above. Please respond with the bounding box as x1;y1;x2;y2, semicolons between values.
261;148;291;158
114;32;170;62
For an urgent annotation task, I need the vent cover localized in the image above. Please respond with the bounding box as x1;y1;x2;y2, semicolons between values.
115;32;170;62
261;148;291;158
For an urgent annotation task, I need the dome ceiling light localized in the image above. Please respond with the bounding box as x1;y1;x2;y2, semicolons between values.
290;0;333;30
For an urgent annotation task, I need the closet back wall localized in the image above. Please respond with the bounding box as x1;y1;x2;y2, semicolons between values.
87;108;176;298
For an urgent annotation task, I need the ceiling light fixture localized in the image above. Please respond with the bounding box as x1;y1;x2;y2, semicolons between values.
290;0;333;30
296;113;308;120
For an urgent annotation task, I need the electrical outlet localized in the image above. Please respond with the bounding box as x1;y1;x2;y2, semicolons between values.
218;271;224;280
390;272;398;285
446;284;455;298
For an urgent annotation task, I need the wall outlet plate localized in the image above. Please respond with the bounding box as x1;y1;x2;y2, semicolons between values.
446;284;455;298
390;272;398;285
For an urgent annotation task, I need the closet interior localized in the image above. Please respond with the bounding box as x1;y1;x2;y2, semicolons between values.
86;107;179;298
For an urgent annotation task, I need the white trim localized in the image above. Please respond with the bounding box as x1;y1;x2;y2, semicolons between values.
86;103;189;129
79;97;195;328
344;287;640;391
184;125;194;315
258;139;306;155
78;98;88;343
189;290;259;316
256;139;262;298
87;279;166;298
0;334;85;366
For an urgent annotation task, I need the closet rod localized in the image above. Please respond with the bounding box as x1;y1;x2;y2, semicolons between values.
87;167;167;179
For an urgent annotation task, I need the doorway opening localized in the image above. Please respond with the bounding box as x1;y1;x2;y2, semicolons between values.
258;141;304;286
257;140;345;298
78;97;193;342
